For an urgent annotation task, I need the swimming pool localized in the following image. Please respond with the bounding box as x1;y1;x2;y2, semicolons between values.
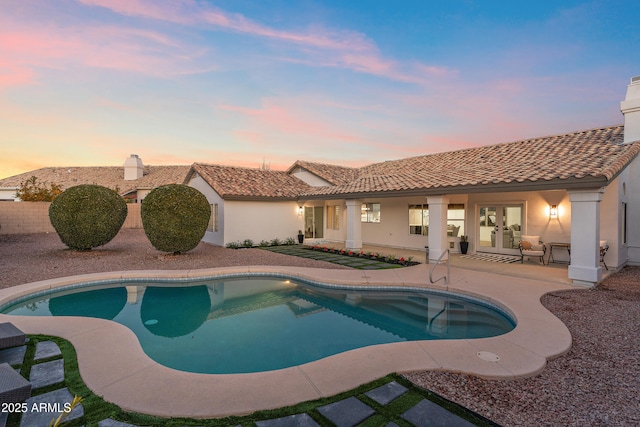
1;275;515;374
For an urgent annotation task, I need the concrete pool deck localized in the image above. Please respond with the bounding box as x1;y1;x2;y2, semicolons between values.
0;263;575;418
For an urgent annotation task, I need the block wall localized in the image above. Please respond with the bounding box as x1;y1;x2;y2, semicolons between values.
0;202;142;234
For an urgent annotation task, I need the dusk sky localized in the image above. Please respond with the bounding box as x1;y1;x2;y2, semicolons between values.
1;0;639;179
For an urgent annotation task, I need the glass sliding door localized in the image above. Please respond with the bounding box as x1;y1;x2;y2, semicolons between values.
304;207;324;239
478;204;522;255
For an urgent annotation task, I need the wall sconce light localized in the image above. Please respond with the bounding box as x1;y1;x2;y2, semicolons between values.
297;206;304;217
549;204;558;219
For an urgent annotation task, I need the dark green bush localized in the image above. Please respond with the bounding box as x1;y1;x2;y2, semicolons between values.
49;184;128;250
141;184;210;254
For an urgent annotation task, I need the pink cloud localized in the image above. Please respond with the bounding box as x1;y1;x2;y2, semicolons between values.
79;0;374;52
0;61;34;89
77;0;455;86
0;20;212;87
218;101;369;145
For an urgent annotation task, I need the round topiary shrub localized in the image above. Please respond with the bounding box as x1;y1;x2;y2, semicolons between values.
141;184;210;254
49;184;128;251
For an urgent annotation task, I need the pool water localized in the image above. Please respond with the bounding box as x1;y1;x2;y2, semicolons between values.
2;277;515;374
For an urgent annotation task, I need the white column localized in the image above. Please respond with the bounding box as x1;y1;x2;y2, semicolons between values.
345;199;363;250
427;196;449;263
568;189;604;286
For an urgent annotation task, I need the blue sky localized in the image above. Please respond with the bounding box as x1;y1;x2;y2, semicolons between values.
1;0;638;178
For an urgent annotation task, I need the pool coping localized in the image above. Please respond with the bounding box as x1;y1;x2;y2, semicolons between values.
0;264;574;418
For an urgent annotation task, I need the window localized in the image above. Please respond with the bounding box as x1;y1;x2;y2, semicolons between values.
409;204;428;235
622;202;628;244
207;204;218;232
327;205;341;230
409;203;465;236
447;204;465;237
361;203;381;223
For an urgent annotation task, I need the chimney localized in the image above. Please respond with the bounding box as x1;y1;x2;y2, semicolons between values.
621;75;640;144
124;154;144;180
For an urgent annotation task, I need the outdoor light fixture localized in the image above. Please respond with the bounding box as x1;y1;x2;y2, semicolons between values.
549;204;558;219
297;206;304;216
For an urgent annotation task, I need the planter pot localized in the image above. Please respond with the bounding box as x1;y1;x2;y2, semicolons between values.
297;234;304;244
460;241;469;254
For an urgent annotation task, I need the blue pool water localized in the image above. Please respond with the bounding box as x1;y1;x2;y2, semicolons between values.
1;276;515;374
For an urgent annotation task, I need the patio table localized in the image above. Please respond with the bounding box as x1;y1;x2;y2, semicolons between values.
549;242;571;264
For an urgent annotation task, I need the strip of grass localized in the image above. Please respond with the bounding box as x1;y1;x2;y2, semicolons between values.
9;335;497;426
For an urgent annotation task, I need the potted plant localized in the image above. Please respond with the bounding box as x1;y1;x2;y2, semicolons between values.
460;236;469;254
297;230;304;244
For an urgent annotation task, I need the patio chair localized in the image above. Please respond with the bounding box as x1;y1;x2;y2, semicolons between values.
0;323;25;350
0;363;31;404
519;235;546;265
600;240;609;270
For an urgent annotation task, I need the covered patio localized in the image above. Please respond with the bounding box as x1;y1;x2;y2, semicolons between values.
303;240;614;286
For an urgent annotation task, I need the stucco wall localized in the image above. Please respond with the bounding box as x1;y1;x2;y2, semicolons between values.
187;174;225;246
625;156;640;265
224;200;304;245
0;202;142;234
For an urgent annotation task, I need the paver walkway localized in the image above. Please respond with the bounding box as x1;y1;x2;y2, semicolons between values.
1;336;495;427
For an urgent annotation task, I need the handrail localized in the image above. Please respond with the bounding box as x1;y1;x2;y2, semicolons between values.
429;249;450;285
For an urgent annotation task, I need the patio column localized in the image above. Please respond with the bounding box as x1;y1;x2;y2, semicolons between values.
427;196;449;263
345;199;363;250
568;189;604;287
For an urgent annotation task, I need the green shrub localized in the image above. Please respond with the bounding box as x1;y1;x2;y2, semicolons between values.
284;237;296;245
226;241;240;249
141;184;210;254
270;238;281;246
242;239;254;248
48;184;127;251
258;240;270;247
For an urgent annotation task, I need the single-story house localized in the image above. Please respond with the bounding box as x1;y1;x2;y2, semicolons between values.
3;77;639;287
0;155;189;202
185;76;640;287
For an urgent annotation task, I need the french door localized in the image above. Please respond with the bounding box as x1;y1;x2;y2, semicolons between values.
478;204;523;255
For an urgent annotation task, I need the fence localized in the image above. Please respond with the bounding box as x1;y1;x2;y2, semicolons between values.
0;202;142;235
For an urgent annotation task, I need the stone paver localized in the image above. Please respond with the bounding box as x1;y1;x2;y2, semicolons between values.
365;381;408;406
29;359;64;389
255;413;321;427
317;396;376;427
261;246;404;270
0;345;27;366
401;399;475;427
20;387;84;427
34;340;62;360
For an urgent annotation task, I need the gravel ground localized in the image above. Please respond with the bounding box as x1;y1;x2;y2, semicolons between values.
1;230;638;426
404;266;640;426
0;229;349;289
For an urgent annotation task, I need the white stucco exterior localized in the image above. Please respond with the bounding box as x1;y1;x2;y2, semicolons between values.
187;174;226;246
223;200;304;245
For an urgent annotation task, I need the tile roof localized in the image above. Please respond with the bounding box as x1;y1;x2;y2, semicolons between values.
189;163;311;200
0;165;190;196
286;160;361;185
3;125;638;202
301;125;640;198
